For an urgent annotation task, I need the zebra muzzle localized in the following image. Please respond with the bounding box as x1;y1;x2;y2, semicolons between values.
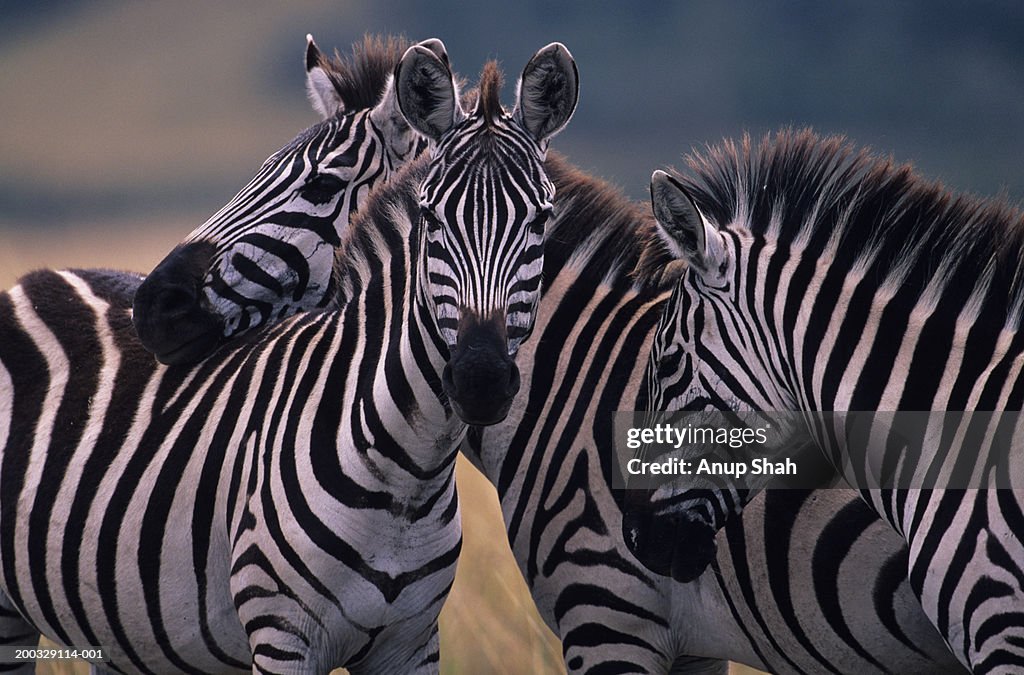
621;489;718;583
442;313;521;426
133;241;225;365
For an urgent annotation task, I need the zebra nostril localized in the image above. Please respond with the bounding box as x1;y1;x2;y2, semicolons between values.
441;362;456;397
506;363;521;399
156;286;197;317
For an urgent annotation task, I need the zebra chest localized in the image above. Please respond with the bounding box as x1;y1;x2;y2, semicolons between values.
229;412;462;611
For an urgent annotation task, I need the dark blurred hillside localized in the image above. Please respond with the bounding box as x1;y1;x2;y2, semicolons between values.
1;0;1022;230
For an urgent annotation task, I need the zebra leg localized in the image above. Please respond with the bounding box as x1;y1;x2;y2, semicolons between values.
347;622;440;675
666;656;729;675
0;592;37;674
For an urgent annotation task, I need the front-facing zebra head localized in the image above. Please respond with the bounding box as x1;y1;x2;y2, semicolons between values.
396;43;578;425
133;35;433;365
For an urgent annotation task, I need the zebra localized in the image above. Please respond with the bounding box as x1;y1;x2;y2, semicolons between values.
137;124;962;673
462;151;962;674
131;33;432;365
124;50;965;669
625;129;1024;673
0;40;579;673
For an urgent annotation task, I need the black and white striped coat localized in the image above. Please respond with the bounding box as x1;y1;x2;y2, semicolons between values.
127;119;957;675
464;153;963;674
633;130;1023;673
0;41;580;673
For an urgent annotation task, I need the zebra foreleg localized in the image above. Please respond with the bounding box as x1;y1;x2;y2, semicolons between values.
0;592;37;674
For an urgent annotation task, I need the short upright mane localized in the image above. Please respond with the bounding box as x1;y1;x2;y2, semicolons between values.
314;34;410;112
476;61;504;124
681;129;1024;329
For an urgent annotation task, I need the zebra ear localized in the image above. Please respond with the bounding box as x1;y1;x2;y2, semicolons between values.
513;42;579;146
412;38;451;71
651;170;724;274
370;39;450;158
305;34;344;119
395;40;460;142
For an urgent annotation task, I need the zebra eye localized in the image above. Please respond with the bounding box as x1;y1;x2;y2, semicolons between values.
421;207;443;232
656;345;683;379
300;172;345;204
527;209;549;235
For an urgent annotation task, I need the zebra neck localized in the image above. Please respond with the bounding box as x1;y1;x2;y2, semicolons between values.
332;194;464;472
379;227;465;463
771;245;1024;413
467;260;673;499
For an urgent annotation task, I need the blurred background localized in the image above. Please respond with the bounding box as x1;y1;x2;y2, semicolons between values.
3;1;1021;673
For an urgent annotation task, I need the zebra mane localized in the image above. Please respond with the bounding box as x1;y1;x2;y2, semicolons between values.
680;128;1024;329
543;151;682;291
315;34;411;112
331;154;430;302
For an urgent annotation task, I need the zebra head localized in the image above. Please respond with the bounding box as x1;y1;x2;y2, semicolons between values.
646;168;803;415
623;170;779;583
133;35;433;365
396;43;579;425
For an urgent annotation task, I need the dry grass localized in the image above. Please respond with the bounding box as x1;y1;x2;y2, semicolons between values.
439;460;564;674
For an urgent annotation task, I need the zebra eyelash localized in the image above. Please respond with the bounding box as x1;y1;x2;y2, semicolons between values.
299;172;347;204
419;206;444;233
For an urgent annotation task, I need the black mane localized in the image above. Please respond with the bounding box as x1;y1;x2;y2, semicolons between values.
679;129;1024;328
317;34;410;112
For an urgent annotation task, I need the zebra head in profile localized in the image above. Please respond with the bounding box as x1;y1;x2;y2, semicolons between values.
397;42;578;425
132;35;431;365
619;164;771;583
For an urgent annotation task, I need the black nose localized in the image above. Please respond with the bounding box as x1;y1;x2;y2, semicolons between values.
133;241;224;365
441;315;521;426
620;490;718;583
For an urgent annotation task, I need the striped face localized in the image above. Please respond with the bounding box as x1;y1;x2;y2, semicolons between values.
200;113;406;321
647;268;738;415
646;170;772;416
396;43;578;425
419;115;554;356
133;36;427;365
624;170;778;583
